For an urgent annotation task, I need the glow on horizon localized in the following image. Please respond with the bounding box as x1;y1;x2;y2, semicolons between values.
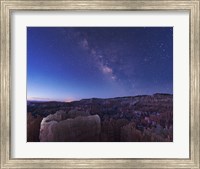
27;96;77;102
27;27;173;100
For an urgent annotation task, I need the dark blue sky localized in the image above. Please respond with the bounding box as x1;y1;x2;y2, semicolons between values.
27;27;173;102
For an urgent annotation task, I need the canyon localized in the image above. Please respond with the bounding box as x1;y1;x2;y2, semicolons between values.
27;93;173;142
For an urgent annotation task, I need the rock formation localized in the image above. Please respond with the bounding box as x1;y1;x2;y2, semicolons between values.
121;122;142;142
27;112;43;142
67;109;90;118
39;110;101;142
27;94;173;142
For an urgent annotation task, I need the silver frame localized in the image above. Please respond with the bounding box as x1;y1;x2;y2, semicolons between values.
0;1;199;168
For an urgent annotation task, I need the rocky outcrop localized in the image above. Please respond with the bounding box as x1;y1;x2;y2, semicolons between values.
121;122;172;142
121;122;142;142
27;112;43;142
44;110;67;122
67;109;90;118
101;118;129;142
28;94;173;142
39;110;101;142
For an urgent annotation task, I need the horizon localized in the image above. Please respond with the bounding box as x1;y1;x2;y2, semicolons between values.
27;92;173;102
27;27;173;101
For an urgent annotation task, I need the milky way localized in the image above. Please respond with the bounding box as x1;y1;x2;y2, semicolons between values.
27;27;173;101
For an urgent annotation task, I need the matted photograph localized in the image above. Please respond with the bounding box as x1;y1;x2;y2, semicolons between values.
27;27;173;142
1;0;199;167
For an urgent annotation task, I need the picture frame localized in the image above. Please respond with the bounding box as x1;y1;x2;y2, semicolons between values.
0;0;199;168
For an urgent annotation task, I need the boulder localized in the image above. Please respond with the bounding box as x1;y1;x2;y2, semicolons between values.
39;110;67;142
39;113;101;142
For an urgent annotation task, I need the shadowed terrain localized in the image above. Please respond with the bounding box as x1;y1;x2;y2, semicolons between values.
27;93;173;142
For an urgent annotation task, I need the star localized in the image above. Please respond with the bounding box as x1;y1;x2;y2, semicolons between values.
27;27;173;100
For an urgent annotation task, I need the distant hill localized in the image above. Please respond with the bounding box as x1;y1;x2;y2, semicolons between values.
27;93;172;117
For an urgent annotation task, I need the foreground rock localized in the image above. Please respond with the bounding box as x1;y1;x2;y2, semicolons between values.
27;112;43;142
39;110;101;142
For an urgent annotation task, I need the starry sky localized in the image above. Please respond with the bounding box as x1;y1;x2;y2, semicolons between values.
27;27;173;102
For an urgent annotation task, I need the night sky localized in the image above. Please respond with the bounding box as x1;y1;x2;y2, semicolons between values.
27;27;173;102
